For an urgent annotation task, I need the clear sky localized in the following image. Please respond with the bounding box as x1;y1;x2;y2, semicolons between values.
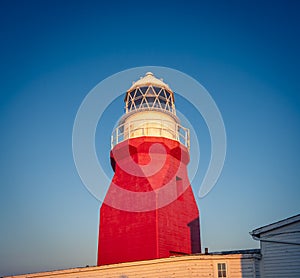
0;0;299;276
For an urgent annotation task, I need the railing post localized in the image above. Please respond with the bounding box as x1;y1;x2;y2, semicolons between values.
187;129;190;149
185;129;187;148
116;127;118;146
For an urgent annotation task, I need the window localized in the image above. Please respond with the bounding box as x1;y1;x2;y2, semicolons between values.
146;96;155;105
217;263;227;278
176;176;183;200
135;89;142;98
146;87;155;96
140;86;148;94
160;100;166;109
135;98;142;107
153;86;161;94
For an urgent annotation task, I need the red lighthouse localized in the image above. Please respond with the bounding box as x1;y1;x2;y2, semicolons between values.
97;72;201;265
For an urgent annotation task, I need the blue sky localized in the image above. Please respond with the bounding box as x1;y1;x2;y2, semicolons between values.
0;0;299;276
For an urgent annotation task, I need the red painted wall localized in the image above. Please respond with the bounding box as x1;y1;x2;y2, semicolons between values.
98;137;200;265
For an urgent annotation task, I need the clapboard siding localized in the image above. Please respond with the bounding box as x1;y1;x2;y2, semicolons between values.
6;254;260;278
259;220;300;278
254;259;261;278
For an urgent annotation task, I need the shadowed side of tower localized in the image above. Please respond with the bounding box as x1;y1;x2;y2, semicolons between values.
98;73;201;265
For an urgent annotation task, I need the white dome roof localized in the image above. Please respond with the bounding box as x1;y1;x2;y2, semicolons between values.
127;72;173;93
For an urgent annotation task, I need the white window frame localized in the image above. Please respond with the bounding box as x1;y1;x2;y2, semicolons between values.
214;261;228;278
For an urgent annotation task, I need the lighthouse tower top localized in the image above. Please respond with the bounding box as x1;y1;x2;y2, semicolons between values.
124;72;176;116
111;72;189;149
128;72;172;93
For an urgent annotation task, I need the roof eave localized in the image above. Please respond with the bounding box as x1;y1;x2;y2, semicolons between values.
250;214;300;237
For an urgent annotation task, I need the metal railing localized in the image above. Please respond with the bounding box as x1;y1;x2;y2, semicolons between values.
111;119;190;150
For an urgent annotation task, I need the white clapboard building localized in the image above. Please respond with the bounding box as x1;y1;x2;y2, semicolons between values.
6;251;261;278
251;214;300;278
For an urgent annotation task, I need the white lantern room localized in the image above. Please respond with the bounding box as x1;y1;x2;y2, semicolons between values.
111;72;189;149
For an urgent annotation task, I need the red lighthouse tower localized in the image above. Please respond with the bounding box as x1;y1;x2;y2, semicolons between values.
98;72;201;265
